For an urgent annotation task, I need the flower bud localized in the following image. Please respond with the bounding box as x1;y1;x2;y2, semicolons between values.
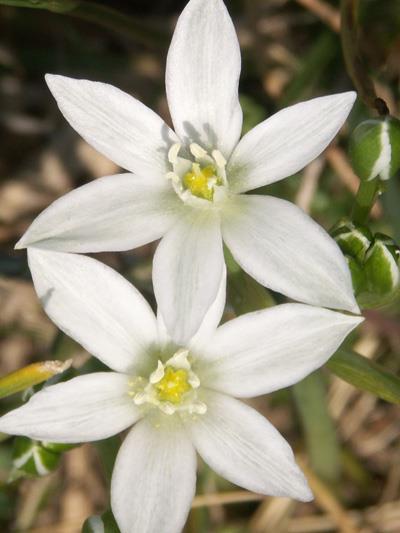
11;437;77;478
332;221;372;262
12;437;60;477
333;224;400;307
349;117;400;181
364;234;400;298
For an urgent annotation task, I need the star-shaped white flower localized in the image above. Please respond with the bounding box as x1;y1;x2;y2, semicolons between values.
0;250;362;533
16;0;359;344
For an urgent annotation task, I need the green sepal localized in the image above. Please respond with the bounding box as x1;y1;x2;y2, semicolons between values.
42;441;78;453
346;256;365;295
349;117;400;181
332;221;372;262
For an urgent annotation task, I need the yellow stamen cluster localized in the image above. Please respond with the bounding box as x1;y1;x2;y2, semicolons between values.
155;367;191;404
130;349;206;416
183;164;217;201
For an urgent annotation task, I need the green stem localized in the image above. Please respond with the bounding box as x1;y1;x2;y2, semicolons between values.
351;178;379;225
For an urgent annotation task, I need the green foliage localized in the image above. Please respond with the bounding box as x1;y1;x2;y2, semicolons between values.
328;349;400;404
239;94;266;135
293;372;340;484
225;247;275;314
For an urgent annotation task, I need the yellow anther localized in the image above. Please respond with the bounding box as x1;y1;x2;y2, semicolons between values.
155;367;191;404
183;164;217;201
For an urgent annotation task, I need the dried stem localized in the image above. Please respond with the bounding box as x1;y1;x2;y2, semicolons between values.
340;0;389;116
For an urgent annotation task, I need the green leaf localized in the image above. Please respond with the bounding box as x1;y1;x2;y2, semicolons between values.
293;371;340;484
328;348;400;404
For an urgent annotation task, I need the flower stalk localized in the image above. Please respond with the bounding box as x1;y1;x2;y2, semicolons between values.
351;178;380;225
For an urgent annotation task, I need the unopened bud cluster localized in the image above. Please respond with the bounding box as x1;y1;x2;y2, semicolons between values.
11;436;76;479
332;222;400;307
349;116;400;182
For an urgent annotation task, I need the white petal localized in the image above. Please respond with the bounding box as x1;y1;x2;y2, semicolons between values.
222;195;359;313
157;310;171;349
201;304;363;397
111;419;196;533
28;249;158;373
0;373;139;442
228;92;356;193
153;208;224;346
189;265;226;352
45;74;178;175
166;0;242;158
16;174;183;252
157;266;226;350
187;392;312;501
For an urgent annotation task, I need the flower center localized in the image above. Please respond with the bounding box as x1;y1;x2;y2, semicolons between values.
166;143;227;206
183;164;218;201
155;366;191;404
129;348;206;416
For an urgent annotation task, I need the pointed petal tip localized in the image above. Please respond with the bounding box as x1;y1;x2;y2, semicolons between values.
298;485;314;503
348;89;357;101
341;90;357;109
345;297;362;316
292;466;314;502
15;231;37;250
351;305;363;319
350;312;364;326
45;72;59;87
45;73;76;94
45;73;64;96
339;89;357;100
14;238;25;250
325;90;356;106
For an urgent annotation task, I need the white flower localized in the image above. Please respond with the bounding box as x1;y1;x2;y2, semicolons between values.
0;250;362;533
16;0;358;344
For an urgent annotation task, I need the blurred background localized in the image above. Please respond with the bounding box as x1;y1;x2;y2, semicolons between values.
0;0;400;531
